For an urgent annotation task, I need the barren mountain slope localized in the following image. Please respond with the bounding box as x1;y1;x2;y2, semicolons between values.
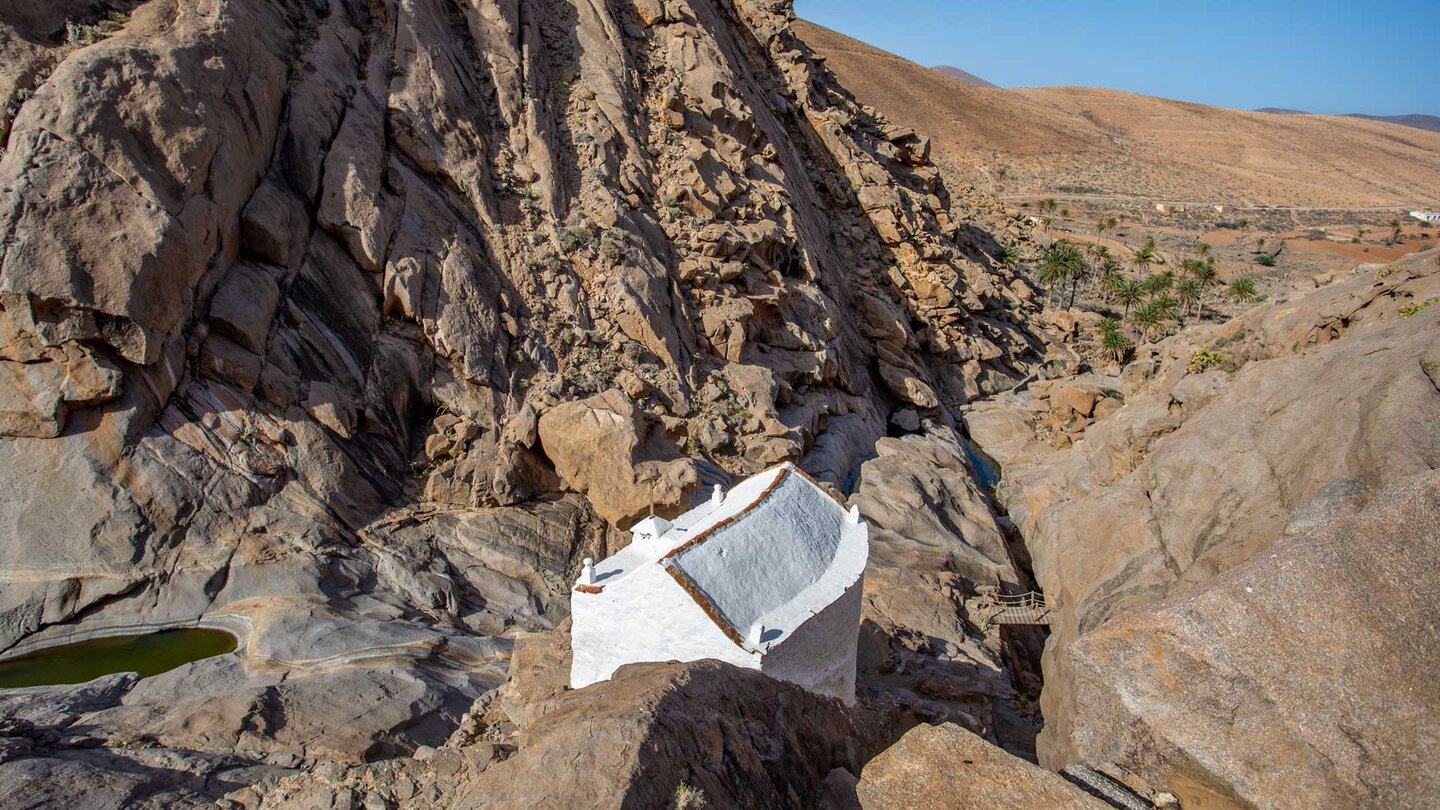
796;20;1440;207
930;64;997;89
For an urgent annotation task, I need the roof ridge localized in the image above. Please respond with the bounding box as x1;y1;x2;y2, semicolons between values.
659;463;798;647
660;463;793;563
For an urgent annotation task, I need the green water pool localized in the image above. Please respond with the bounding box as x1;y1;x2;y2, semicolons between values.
0;628;238;689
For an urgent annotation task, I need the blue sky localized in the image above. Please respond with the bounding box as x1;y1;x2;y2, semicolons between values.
793;0;1439;116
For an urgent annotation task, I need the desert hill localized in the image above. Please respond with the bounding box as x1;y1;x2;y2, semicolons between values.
1259;107;1440;134
930;64;998;88
796;20;1440;208
1345;112;1440;133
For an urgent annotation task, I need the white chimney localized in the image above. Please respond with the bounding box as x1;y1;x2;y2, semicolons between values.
580;557;595;585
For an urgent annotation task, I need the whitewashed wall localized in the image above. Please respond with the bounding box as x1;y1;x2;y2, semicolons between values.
759;576;864;703
570;564;759;689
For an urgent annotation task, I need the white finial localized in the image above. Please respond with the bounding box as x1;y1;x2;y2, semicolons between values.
747;621;765;647
847;504;861;524
711;484;723;505
581;557;595;585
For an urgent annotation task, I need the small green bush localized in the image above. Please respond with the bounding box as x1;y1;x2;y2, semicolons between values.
599;232;623;263
1399;297;1436;318
65;11;128;46
1187;349;1234;374
557;222;592;252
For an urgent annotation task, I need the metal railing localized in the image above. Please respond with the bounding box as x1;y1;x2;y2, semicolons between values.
987;591;1053;625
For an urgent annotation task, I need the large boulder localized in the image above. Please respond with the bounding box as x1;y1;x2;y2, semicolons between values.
852;426;1014;585
1062;470;1440;808
854;722;1104;809
537;389;700;526
849;426;1042;754
453;660;899;810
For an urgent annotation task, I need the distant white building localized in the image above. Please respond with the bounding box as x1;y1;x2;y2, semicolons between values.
569;462;868;703
1409;210;1440;224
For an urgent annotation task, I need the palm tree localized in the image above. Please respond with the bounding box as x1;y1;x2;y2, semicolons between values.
1195;242;1211;258
1129;301;1165;342
1152;294;1179;319
995;245;1019;269
1226;277;1259;304
1191;259;1219;289
1040;240;1090;309
1176;277;1202;320
1097;257;1126;301
1037;241;1076;307
1114;279;1145;317
1390;218;1404;245
1041;216;1053;233
1097;317;1129;361
1142;272;1174;296
1106;217;1119;230
1101;326;1131;362
1130;244;1157;274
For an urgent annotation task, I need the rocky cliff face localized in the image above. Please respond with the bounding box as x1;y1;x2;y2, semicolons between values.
0;0;1041;647
0;0;1047;805
968;249;1440;807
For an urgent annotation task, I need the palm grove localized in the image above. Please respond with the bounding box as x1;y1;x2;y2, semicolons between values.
1031;236;1259;361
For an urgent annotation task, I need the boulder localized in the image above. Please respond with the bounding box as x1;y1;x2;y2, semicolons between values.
208;259;282;354
854;723;1104;809
454;660;898;810
1060;471;1440;808
852;427;1012;585
537;389;699;526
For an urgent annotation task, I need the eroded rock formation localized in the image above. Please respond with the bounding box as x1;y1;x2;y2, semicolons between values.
0;0;1049;805
968;248;1440;807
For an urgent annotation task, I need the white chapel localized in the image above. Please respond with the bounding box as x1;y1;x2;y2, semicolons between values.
569;462;869;703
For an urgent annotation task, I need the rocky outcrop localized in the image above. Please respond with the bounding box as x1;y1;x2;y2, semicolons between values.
848;425;1044;755
967;249;1440;806
230;659;905;810
455;660;896;809
537;389;699;525
1062;471;1440;809
0;0;1044;653
852;722;1104;809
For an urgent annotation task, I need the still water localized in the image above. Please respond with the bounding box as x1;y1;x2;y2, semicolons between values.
961;435;1003;490
0;628;238;689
